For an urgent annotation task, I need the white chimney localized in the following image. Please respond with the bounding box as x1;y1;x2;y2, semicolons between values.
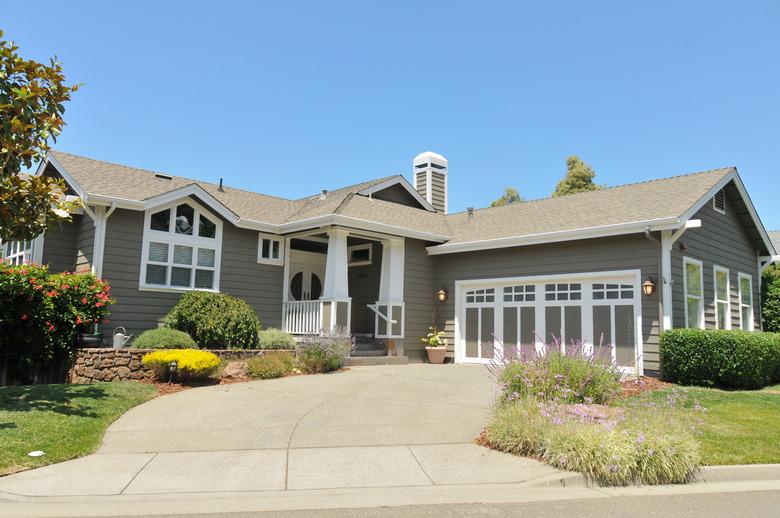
412;151;448;213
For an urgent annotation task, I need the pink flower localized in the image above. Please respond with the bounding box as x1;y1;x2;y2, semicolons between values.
20;314;28;321
81;297;88;304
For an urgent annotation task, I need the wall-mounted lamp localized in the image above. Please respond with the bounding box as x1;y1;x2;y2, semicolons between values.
641;276;656;297
437;288;448;302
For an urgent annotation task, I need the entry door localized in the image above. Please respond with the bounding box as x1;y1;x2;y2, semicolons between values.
289;251;325;301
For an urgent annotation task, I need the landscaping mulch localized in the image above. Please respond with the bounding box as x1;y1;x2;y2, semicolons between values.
619;376;673;398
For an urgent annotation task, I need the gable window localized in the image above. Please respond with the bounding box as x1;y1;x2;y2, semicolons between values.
714;266;730;330
258;234;284;265
713;188;726;214
683;257;704;329
141;200;222;291
738;273;754;331
348;244;372;266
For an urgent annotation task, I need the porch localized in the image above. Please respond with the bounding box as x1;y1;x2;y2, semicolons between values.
280;227;406;355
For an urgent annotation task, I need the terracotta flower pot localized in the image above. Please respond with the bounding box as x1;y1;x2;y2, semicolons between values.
425;346;447;364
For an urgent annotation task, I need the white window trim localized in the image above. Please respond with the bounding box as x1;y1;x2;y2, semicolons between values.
1;236;44;266
738;272;754;331
713;189;726;215
257;233;285;266
683;257;705;329
347;243;372;266
713;265;731;330
139;198;222;292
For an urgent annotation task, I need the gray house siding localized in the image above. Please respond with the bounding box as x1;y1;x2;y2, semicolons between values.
75;214;94;271
348;241;383;335
671;185;761;331
42;216;79;272
403;239;438;360
423;235;662;370
96;203;284;338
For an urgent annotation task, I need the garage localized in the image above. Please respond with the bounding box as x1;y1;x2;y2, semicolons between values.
454;270;643;373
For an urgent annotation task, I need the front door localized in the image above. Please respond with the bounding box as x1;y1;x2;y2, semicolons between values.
288;250;325;301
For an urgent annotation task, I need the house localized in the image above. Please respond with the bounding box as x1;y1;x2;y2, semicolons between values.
4;150;776;375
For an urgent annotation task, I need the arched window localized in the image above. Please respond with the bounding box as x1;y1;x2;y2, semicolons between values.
140;199;222;291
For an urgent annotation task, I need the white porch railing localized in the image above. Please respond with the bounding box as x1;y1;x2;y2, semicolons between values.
283;300;321;335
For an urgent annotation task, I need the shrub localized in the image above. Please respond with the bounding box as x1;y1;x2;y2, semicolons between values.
247;352;296;379
258;328;296;350
485;392;701;486
163;291;261;349
495;340;621;405
296;328;353;374
660;329;780;389
762;263;780;333
133;328;196;349
0;264;113;382
141;349;221;381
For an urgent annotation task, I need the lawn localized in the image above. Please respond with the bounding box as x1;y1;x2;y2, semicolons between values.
0;382;157;476
624;385;780;466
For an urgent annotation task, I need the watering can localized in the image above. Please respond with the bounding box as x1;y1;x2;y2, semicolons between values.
113;327;133;349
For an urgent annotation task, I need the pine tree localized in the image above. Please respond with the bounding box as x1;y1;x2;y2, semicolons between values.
490;187;523;207
552;155;602;197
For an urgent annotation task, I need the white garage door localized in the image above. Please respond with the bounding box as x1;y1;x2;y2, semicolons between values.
455;270;643;373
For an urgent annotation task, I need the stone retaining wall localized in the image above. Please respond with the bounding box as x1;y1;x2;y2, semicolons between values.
69;348;291;384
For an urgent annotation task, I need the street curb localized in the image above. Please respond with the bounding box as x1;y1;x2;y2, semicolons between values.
698;464;780;483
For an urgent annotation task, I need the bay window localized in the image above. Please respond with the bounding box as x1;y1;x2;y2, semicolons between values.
140;200;222;291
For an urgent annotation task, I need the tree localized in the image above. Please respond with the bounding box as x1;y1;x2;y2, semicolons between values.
552;155;602;197
0;30;80;243
490;187;523;207
762;263;780;332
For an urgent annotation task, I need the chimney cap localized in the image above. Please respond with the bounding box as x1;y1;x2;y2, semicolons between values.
413;151;448;164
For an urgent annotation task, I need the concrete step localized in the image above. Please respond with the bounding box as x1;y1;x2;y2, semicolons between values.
350;349;387;357
344;355;409;366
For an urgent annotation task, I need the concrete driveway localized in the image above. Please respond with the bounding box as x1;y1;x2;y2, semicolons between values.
0;364;568;497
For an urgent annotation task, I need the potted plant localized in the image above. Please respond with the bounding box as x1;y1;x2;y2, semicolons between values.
422;327;448;364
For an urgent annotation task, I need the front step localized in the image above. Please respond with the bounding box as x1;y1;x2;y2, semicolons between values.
344;355;409;366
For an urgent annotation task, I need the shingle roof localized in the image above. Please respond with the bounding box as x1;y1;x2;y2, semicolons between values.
47;150;743;247
441;168;735;245
769;231;780;254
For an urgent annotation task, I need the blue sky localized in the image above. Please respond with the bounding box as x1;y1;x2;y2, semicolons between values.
4;1;779;228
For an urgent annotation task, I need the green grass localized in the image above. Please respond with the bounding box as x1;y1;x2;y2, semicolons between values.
0;382;157;476
624;386;780;466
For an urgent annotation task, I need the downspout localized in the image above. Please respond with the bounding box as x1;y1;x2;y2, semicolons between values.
645;227;672;332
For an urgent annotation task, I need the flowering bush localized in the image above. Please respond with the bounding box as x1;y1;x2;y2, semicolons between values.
141;349;221;381
296;328;353;374
493;339;621;405
421;326;447;348
485;390;702;486
0;263;113;381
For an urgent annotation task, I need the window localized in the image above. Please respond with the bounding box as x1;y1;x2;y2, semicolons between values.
683;257;704;329
544;283;581;301
738;273;754;331
2;240;32;265
713;188;726;214
592;283;634;300
141;200;221;291
503;284;536;302
465;288;494;304
714;266;730;330
347;244;372;266
258;234;284;265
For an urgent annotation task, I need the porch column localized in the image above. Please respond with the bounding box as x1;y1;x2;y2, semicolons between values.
320;227;351;332
376;237;405;347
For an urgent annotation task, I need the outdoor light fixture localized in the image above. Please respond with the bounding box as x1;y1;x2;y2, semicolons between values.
437;288;448;302
642;277;656;297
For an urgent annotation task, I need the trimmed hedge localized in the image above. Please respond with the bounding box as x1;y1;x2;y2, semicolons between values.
163;291;261;349
133;328;196;349
660;329;780;389
142;349;221;381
